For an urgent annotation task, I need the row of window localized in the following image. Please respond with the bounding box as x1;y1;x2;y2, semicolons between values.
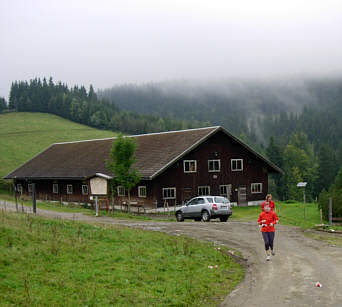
17;182;263;199
16;184;89;195
162;183;262;199
184;159;243;173
17;183;147;198
117;186;147;198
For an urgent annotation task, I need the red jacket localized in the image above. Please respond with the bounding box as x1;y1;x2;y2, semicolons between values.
261;200;275;211
258;211;278;232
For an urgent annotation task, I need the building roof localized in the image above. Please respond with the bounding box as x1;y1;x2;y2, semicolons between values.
4;126;283;180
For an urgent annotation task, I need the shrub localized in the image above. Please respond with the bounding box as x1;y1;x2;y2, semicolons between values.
284;199;296;204
318;187;342;220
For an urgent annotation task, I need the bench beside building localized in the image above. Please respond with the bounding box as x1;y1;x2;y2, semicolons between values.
4;126;282;207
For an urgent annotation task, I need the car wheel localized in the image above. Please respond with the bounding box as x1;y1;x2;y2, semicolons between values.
201;210;210;222
176;211;184;222
219;216;229;222
194;217;201;222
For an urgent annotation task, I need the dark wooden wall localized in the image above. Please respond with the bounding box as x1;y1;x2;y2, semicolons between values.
150;130;268;206
15;179;90;203
15;130;270;207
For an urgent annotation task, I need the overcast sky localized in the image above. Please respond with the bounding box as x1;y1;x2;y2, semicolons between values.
1;0;342;98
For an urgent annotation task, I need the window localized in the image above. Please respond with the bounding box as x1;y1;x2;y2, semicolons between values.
188;197;205;205
208;159;220;172
17;184;23;194
67;184;73;194
53;184;58;194
184;160;197;173
138;186;147;198
82;185;89;195
163;187;176;199
28;184;33;193
231;159;243;171
198;186;210;196
251;183;262;193
117;186;125;196
220;184;232;197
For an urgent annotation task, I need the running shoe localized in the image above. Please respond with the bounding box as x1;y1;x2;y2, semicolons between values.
271;250;275;256
266;255;270;261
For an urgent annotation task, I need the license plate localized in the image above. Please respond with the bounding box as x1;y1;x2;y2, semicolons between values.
220;206;227;209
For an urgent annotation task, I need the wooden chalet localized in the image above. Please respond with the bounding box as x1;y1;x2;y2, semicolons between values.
4;126;282;207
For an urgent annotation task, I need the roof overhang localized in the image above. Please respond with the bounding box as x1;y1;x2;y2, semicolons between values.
85;173;113;180
7;176;85;181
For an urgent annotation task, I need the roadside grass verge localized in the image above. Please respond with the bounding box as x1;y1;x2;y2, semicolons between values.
231;202;342;246
231;201;323;229
0;210;244;306
304;231;342;248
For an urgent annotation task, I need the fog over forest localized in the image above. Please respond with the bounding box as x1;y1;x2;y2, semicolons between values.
99;76;342;143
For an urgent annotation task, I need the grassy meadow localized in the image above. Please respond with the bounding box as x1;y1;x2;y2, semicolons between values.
0;112;116;178
0;210;243;306
231;201;322;228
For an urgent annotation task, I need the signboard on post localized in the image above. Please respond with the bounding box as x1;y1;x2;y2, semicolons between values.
88;173;112;217
90;176;108;196
297;182;307;219
296;182;307;188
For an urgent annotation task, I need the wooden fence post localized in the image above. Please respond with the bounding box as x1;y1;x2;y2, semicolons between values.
15;190;18;212
329;198;332;226
32;183;36;214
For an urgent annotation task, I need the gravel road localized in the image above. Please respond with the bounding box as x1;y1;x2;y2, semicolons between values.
1;201;341;307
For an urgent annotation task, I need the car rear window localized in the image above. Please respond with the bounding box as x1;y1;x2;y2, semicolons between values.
214;196;229;203
206;197;213;203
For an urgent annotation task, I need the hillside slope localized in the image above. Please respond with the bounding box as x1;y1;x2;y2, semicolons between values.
0;112;115;178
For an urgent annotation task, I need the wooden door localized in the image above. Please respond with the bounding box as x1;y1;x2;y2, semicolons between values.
238;186;248;206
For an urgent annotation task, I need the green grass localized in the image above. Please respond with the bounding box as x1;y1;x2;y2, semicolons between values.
304;232;342;248
0;211;244;306
0;112;116;178
231;201;323;229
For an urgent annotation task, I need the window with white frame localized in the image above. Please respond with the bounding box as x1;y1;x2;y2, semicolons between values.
208;159;220;172
17;184;23;194
220;184;232;197
82;185;89;195
163;187;176;199
231;159;243;171
198;186;210;196
138;186;147;198
67;184;73;194
53;184;58;194
117;186;125;197
251;183;262;193
183;160;197;173
28;184;33;193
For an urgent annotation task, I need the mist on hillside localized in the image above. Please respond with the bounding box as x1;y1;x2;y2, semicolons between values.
98;76;342;143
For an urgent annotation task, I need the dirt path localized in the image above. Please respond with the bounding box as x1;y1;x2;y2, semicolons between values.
1;201;342;307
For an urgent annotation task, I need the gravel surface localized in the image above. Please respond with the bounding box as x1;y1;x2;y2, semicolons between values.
1;201;341;307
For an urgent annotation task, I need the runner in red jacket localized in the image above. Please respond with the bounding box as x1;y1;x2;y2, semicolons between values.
258;205;279;261
261;194;275;212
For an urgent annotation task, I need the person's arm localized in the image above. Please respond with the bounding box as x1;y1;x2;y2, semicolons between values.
258;213;266;227
270;212;279;226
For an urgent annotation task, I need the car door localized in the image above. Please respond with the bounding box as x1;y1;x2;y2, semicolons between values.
185;198;205;218
183;198;196;217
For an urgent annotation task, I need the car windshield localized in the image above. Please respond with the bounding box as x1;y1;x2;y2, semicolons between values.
214;196;229;203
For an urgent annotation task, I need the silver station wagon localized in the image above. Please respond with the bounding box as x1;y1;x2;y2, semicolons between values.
175;196;232;222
